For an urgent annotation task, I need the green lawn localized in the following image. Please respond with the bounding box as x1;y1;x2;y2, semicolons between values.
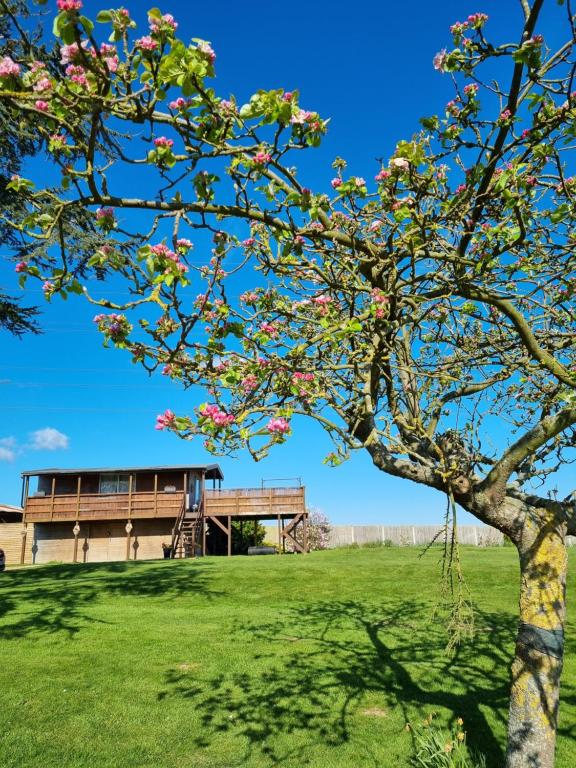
1;548;575;768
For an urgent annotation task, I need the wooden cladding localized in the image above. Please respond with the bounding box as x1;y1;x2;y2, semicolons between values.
24;491;185;523
204;487;305;518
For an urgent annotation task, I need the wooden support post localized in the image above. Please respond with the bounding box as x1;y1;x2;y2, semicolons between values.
72;522;80;563
127;474;133;520
303;513;309;554
153;473;158;517
281;518;286;553
277;515;281;554
200;472;206;556
227;515;232;557
50;476;56;521
76;476;82;520
125;521;133;560
20;524;27;565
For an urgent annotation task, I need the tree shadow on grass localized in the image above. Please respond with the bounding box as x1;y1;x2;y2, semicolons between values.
157;599;576;767
0;559;219;639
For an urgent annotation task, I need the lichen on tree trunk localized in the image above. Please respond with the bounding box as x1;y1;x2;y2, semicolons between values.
505;510;567;768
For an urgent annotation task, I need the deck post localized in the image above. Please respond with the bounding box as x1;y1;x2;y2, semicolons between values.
200;472;206;555
153;473;158;516
20;524;27;565
277;515;281;554
127;474;133;519
227;515;232;557
73;522;80;563
76;476;82;520
303;512;309;553
125;521;133;560
281;518;286;553
50;476;56;521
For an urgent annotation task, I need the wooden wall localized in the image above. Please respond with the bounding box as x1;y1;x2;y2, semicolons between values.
32;519;174;564
0;523;34;566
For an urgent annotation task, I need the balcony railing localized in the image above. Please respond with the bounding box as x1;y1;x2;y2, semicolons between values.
204;486;305;518
24;490;185;523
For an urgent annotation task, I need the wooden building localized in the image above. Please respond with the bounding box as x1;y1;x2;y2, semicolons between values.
19;464;308;564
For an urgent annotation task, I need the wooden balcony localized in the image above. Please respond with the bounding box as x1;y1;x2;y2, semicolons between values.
204;487;305;518
24;491;185;523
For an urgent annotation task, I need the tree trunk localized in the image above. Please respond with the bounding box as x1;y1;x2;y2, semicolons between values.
505;512;568;768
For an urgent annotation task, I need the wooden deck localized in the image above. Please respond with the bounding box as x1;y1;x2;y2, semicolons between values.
204;487;305;518
23;487;306;524
24;491;184;523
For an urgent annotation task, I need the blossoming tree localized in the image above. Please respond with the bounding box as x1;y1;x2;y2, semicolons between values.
1;1;576;765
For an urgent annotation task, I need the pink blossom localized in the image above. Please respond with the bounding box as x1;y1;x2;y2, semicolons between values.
242;238;256;248
219;99;236;113
499;109;512;122
93;314;106;323
65;65;89;87
331;178;342;189
283;91;293;102
33;77;52;92
0;56;20;77
290;109;314;125
253;151;272;166
169;97;188;111
467;12;488;27
60;41;88;65
155;409;176;430
267;417;290;435
149;13;178;32
96;207;115;222
200;403;234;427
313;295;332;305
241;375;259;392
368;220;382;232
390;158;410;172
293;372;314;382
354;177;366;187
176;238;193;250
197;41;216;63
375;169;391;182
154;136;174;148
42;281;54;293
35;100;49;112
455;183;467;194
15;262;27;273
260;322;278;337
240;291;258;303
463;83;478;97
136;36;158;52
57;0;82;11
433;49;448;72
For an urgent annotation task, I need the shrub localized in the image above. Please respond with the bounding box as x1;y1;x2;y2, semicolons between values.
286;507;331;552
407;713;486;768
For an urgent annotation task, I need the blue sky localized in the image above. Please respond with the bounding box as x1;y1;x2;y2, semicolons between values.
0;0;570;523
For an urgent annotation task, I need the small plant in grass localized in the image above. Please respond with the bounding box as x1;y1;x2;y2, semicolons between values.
407;713;486;768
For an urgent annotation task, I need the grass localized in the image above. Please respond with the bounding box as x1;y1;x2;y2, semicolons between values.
0;548;575;768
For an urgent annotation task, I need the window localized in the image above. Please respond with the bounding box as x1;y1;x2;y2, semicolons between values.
99;474;130;494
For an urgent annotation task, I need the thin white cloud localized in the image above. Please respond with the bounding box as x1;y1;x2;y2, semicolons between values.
0;446;15;461
30;427;69;451
0;437;16;449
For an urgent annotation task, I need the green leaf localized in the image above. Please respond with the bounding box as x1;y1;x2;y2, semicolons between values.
147;7;163;20
96;10;113;23
79;16;94;35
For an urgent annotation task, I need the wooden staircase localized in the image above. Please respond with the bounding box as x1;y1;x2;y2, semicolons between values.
170;495;204;558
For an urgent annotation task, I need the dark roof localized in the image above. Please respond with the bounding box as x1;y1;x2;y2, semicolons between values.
0;503;23;522
21;464;224;481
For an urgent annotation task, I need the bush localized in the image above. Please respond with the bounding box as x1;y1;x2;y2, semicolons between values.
407;713;486;768
285;507;331;552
